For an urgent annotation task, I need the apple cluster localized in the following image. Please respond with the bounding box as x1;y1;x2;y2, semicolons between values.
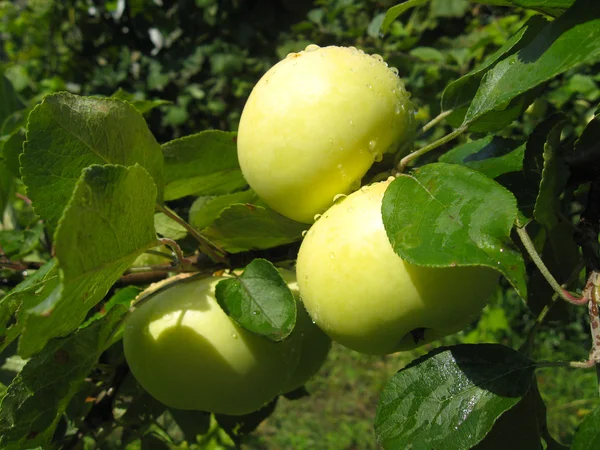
123;45;498;417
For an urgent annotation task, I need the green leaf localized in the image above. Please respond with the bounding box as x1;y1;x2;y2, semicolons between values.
0;260;60;353
571;403;600;449
463;0;600;127
442;16;548;113
380;0;430;35
0;74;25;127
162;130;246;201
215;259;296;342
375;344;535;450
189;190;259;231
382;163;527;298
430;0;469;18
0;225;43;259
80;285;142;329
0;308;126;450
154;212;188;240
0;161;13;222
439;136;525;178
21;93;164;233
202;204;308;253
1;129;25;178
111;88;170;115
533;120;568;229
567;113;600;184
17;164;157;357
471;0;574;17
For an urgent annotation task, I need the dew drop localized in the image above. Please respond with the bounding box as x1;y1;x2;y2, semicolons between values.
348;119;353;125
347;206;354;212
372;53;384;62
366;83;372;89
499;248;504;253
373;152;383;162
286;52;297;59
305;44;320;52
351;67;356;72
350;179;361;190
252;311;259;316
302;230;308;237
390;67;399;76
329;252;335;259
232;333;238;339
311;320;317;324
369;140;377;151
333;193;347;203
313;214;322;221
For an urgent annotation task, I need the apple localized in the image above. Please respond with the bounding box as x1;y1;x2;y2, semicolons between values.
123;271;331;415
237;45;415;223
296;180;499;355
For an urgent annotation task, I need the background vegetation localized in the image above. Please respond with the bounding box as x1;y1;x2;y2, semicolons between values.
1;0;599;448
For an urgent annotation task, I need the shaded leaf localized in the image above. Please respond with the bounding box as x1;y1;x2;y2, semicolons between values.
472;0;574;17
1;129;25;177
567;113;600;184
21;93;164;233
0;74;25;127
571;403;600;449
382;163;527;298
463;0;600;127
0;225;43;259
162;130;246;201
375;344;535;450
17;165;157;357
0;161;13;222
154;212;188;240
202;204;308;253
215;259;296;342
439;136;525;178
189;190;259;231
0;308;126;450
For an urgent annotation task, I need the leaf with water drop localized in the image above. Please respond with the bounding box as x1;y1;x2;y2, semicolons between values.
375;344;536;449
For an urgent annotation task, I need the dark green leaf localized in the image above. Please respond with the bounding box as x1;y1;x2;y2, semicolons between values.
162;130;246;201
567;113;600;184
0;225;43;259
439;136;525;178
430;0;469;18
472;0;574;17
18;164;157;357
215;259;296;342
21;93;164;233
1;129;25;178
380;0;430;35
202;204;308;253
189;190;259;231
382;163;527;298
80;285;142;329
0;75;25;127
533;120;568;229
463;0;600;127
375;344;535;450
0;161;13;222
442;16;548;112
154;212;188;240
0;308;126;450
571;403;600;449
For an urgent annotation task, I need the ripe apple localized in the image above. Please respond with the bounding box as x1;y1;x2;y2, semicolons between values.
123;271;331;415
237;45;415;223
296;180;499;355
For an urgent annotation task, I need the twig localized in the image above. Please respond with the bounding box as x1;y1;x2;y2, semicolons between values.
158;238;185;265
516;225;587;305
420;109;453;135
398;126;467;173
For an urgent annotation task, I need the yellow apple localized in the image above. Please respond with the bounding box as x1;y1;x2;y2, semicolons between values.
296;180;499;355
122;275;300;415
237;45;415;223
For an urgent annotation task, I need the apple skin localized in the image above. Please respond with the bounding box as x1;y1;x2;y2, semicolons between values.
123;275;301;415
296;180;499;355
278;269;331;393
237;45;415;224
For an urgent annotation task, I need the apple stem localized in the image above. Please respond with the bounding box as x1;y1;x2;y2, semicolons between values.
419;109;453;135
398;125;467;173
156;204;229;265
516;225;587;305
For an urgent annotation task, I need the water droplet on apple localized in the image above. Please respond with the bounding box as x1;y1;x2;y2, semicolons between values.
313;214;322;221
390;67;399;76
348;119;353;125
373;152;383;162
302;230;308;237
329;252;335;259
366;83;372;89
304;44;320;52
350;179;361;190
369;140;377;151
232;333;238;339
372;53;384;62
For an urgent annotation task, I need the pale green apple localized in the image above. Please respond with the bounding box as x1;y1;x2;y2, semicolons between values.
237;44;415;223
296;180;499;355
122;275;300;415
